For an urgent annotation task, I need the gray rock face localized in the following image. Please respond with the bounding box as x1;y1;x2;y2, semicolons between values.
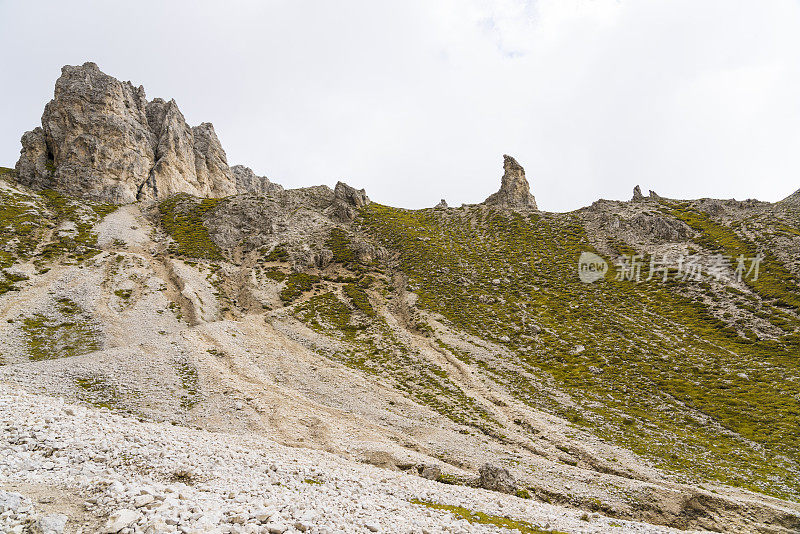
779;188;800;206
478;463;517;494
329;181;370;222
231;165;284;195
435;199;448;208
632;185;644;201
15;62;236;204
484;155;537;209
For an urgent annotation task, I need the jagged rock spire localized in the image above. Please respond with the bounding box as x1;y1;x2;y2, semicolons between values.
484;155;537;209
15;62;237;204
632;185;644;201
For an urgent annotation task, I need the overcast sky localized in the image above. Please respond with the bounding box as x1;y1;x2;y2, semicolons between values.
1;0;799;211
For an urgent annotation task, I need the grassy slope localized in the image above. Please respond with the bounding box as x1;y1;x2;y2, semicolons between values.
357;203;800;499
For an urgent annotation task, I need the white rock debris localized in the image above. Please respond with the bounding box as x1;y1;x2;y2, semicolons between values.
0;384;684;533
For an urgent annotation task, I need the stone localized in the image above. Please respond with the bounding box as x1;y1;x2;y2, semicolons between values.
478;463;517;494
103;508;139;533
483;155;537;209
232;165;283;195
328;181;370;222
15;62;236;204
632;185;644;201
34;513;68;534
649;189;661;199
0;491;25;513
434;199;448;208
419;465;441;480
134;494;155;507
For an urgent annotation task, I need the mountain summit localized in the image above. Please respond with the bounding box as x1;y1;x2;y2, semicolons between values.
15;62;237;204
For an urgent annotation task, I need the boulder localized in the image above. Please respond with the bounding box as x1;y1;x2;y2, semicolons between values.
483;155;537;209
102;508;139;533
34;513;68;534
15;62;236;204
435;199;448;208
478;462;517;494
632;185;644;201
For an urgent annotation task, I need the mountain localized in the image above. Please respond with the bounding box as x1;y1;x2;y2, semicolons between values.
2;63;800;533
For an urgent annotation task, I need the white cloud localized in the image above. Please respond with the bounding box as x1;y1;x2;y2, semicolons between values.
1;0;798;211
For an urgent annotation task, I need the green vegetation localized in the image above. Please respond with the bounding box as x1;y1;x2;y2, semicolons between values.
359;203;800;498
409;500;565;534
662;201;800;309
75;376;121;409
158;194;223;260
280;272;320;303
343;283;374;316
22;298;101;361
174;360;200;410
262;267;287;282
0;185;48;268
114;289;132;300
264;244;289;262
0;270;29;296
35;189;116;264
295;292;500;433
326;227;357;265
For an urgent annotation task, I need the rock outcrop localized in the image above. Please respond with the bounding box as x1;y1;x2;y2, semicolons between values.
779;188;800;207
231;165;284;195
483;155;537;209
328;181;370;222
478;463;517;494
435;199;448;208
15;62;236;204
632;185;644;201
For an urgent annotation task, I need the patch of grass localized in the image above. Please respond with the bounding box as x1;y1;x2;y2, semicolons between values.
158;194;223;260
174;360;200;410
262;267;287;282
326;227;357;265
21;298;101;361
75;376;120;409
113;289;132;300
264;244;289;262
409;500;565;534
343;283;375;316
280;272;320;304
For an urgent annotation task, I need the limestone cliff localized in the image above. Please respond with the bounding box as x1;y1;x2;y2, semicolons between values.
15;62;236;204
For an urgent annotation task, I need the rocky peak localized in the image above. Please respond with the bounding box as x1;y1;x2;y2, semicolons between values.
15;62;236;204
632;185;644;201
483;155;537;209
435;199;448;208
328;181;370;222
779;188;800;206
231;165;283;195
